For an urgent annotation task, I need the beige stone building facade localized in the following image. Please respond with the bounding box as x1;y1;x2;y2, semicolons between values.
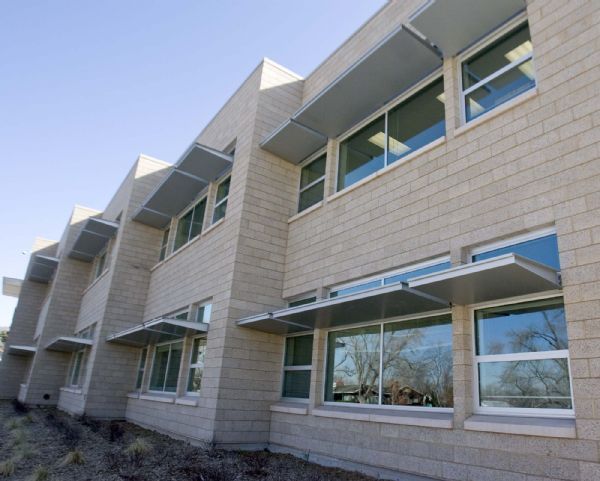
2;1;600;479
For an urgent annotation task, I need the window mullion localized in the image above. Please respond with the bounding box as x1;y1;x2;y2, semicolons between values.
163;345;172;392
463;51;533;95
378;323;384;405
299;176;325;194
383;112;389;167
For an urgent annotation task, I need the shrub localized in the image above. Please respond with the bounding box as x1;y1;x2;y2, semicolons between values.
0;459;15;477
13;444;37;461
125;438;150;466
28;466;49;481
59;450;85;467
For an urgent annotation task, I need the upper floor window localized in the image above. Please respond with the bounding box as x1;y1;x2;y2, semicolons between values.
298;155;326;212
174;198;206;252
462;23;535;122
337;78;445;191
288;296;317;308
212;176;230;223
159;228;170;261
94;249;107;280
193;302;212;323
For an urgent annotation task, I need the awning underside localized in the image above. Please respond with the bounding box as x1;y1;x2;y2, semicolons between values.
2;277;23;298
7;345;37;357
106;318;209;347
133;143;233;229
410;0;526;57
45;336;93;353
238;284;449;335
28;255;59;283
238;254;561;334
261;25;442;164
69;218;119;262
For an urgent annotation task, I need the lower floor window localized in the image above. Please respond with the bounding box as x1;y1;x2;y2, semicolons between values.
187;338;207;393
149;341;183;393
282;334;313;399
474;297;572;412
325;314;453;407
68;349;87;387
135;348;148;390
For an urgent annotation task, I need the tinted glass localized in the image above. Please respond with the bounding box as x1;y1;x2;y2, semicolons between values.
189;199;206;239
174;209;192;251
382;315;453;408
288;297;317;308
476;299;567;356
282;370;311;399
330;279;381;298
149;344;170;391
387;78;445;165
159;229;170;261
338;115;385;190
164;342;183;392
300;156;326;189
216;177;230;203
299;181;325;212
285;335;313;366
136;348;147;389
187;338;206;392
479;359;572;409
383;261;452;285
472;234;559;270
325;325;381;404
195;304;212;323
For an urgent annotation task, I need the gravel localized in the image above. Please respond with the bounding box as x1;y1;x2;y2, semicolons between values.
0;401;376;481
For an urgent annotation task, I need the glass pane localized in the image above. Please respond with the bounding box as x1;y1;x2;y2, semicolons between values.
387;78;445;165
190;338;207;365
71;351;83;385
159;245;167;262
174;311;189;320
300;155;326;189
463;24;532;89
337;115;385;190
174;210;192;250
187;367;203;393
189;199;206;239
188;339;206;392
383;261;452;285
160;228;170;260
330;279;381;298
288;297;317;308
216;177;230;203
213;200;227;223
285;335;313;366
149;345;170;391
464;60;535;121
325;325;381;404
282;370;311;399
382;316;452;407
298;180;324;212
136;348;147;389
479;358;572;409
164;342;183;392
195;304;212;323
472;234;559;270
476;298;567;356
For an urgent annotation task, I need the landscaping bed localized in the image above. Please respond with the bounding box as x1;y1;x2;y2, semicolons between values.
0;400;375;481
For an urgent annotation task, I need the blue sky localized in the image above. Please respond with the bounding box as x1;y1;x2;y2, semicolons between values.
0;1;386;326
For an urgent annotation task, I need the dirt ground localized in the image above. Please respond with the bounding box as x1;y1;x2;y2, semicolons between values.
0;400;377;481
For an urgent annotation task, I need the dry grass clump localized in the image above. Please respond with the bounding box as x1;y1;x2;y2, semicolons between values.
28;466;49;481
59;449;85;467
13;443;37;461
9;429;27;448
0;459;15;477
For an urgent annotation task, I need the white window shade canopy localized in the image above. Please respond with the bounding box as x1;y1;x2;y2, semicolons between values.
261;25;442;164
28;255;60;283
409;254;561;305
2;277;23;298
237;283;449;335
409;0;526;57
69;218;119;262
106;317;209;347
45;336;93;353
7;345;37;357
133;143;233;229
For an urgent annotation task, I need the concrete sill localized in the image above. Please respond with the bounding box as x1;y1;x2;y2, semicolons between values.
126;392;140;399
288;201;323;224
175;396;199;407
60;387;83;395
312;405;453;429
139;393;175;404
464;414;576;438
270;402;308;415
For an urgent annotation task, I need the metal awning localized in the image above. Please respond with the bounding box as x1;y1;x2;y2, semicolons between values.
408;254;561;305
106;318;209;347
410;0;526;57
69;218;119;262
133;143;233;229
7;345;37;357
261;25;442;164
45;336;94;353
28;255;59;283
2;277;23;298
237;283;448;335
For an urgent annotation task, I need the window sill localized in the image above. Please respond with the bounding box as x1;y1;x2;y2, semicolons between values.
60;387;83;395
312;405;453;429
327;136;446;204
464;414;575;438
204;217;225;236
126;392;140;399
82;268;109;295
270;401;308;415
139;393;175;404
175;396;199;407
454;88;538;138
288;201;323;224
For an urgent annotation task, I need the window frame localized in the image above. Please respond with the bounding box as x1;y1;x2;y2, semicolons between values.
212;175;231;224
297;151;327;213
173;196;207;252
470;293;574;418
192;300;212;324
159;228;170;261
335;72;445;193
186;335;207;396
469;227;556;260
94;247;108;280
458;14;535;125
148;339;184;394
67;349;87;388
321;310;454;413
135;347;148;390
280;332;313;402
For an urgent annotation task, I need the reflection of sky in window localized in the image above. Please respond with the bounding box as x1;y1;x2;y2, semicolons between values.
330;279;381;298
472;234;559;269
384;261;451;285
331;329;380;385
476;300;566;355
